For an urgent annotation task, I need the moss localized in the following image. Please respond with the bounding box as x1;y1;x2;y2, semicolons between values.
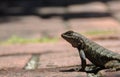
0;35;58;45
83;30;117;36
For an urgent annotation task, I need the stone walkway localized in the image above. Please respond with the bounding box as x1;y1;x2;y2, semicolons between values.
0;1;120;77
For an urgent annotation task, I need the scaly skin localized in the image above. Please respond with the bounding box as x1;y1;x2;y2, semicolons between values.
61;30;120;71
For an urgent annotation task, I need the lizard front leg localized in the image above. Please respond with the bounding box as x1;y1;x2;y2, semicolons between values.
78;49;86;71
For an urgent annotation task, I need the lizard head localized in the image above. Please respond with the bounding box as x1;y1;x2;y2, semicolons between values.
61;30;84;48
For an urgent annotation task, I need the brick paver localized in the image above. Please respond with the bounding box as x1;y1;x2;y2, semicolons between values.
0;55;31;69
39;51;83;68
0;42;74;56
0;70;87;77
107;1;120;12
0;16;65;40
107;1;120;21
68;2;108;13
68;17;120;32
112;12;120;21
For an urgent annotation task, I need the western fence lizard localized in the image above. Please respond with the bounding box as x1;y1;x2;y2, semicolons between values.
61;30;120;71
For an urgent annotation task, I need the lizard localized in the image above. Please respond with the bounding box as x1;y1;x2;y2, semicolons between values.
61;30;120;71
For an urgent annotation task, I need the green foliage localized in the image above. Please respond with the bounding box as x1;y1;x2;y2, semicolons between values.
83;30;116;36
0;35;58;45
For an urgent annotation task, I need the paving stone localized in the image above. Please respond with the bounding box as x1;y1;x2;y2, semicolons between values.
68;2;108;13
0;16;65;40
107;1;120;21
107;1;120;12
0;70;87;77
95;40;120;54
112;12;120;21
99;70;120;77
38;50;91;68
0;42;90;69
0;55;31;69
68;17;120;32
0;42;74;56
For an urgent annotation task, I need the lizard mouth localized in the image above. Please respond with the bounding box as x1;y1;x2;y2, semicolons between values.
61;33;65;38
61;34;70;39
61;33;73;43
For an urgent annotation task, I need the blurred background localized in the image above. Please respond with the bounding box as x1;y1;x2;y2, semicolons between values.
0;0;120;41
0;0;120;75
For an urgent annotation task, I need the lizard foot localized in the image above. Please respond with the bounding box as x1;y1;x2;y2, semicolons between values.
85;66;103;73
105;68;116;72
59;65;83;72
75;68;85;72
